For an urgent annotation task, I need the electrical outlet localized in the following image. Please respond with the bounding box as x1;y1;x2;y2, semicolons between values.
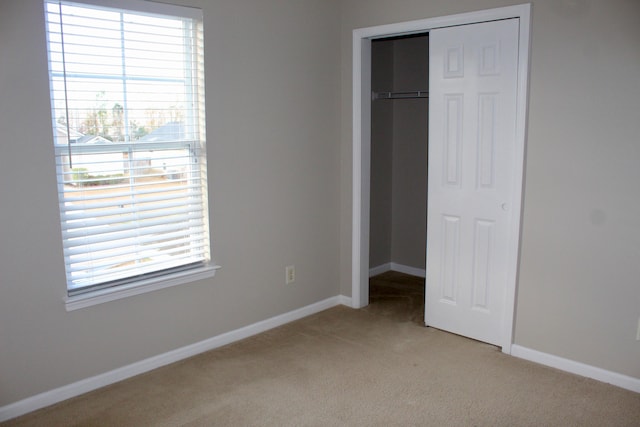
285;265;295;284
636;317;640;341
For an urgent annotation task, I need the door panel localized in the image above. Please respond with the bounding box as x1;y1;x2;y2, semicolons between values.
425;18;519;346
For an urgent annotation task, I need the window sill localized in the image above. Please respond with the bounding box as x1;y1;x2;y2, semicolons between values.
64;265;221;311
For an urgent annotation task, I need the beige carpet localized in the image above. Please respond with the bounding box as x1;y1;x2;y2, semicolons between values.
4;271;640;426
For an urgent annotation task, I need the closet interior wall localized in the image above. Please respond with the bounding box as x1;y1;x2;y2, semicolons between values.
370;34;429;274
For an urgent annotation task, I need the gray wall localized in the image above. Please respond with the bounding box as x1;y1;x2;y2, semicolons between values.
390;36;428;270
340;0;640;379
0;0;341;405
370;36;428;272
369;40;394;269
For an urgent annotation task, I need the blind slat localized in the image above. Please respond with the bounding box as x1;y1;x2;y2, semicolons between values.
61;198;202;225
62;186;200;207
68;254;208;287
67;233;208;265
62;208;206;238
64;217;205;252
65;245;206;279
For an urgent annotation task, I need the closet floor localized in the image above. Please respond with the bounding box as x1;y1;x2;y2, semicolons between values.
365;270;425;325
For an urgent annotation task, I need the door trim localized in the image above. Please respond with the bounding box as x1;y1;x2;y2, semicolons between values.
351;4;531;354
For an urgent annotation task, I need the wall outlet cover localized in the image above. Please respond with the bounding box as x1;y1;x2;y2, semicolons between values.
286;265;295;284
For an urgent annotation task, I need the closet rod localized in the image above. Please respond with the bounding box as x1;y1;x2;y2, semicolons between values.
372;90;429;100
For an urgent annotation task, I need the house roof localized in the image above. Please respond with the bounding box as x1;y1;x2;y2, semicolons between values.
138;122;186;142
74;134;112;144
56;124;114;144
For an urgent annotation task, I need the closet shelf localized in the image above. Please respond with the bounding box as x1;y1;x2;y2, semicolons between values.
372;90;429;100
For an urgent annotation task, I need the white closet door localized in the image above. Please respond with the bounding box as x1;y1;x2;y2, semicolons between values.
425;18;519;346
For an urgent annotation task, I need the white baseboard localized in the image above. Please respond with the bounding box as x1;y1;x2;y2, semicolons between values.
391;263;426;278
511;344;640;394
0;295;351;422
337;294;353;307
369;262;391;277
369;262;426;278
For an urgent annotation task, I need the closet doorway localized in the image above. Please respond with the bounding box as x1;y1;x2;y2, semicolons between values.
368;33;429;325
352;4;531;353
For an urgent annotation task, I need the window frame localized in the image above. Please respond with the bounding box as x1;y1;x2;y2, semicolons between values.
44;0;218;310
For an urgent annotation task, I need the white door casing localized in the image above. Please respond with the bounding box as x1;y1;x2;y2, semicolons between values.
425;19;519;346
352;4;531;353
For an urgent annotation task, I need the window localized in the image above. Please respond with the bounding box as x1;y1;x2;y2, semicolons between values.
44;0;214;304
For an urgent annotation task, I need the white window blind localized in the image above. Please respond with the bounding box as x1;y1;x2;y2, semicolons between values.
44;0;211;296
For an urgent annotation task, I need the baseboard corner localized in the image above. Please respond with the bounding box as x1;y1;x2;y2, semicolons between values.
369;262;426;278
368;263;391;277
337;294;353;307
390;263;426;278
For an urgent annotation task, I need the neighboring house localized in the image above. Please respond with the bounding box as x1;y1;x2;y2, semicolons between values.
55;123;83;144
56;127;124;178
138;122;189;179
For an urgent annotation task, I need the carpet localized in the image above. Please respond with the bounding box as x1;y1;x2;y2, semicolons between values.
4;271;639;426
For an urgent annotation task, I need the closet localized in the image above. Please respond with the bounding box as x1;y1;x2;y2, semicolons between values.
369;34;429;278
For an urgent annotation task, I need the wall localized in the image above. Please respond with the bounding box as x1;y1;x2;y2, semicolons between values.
0;0;341;406
369;39;394;268
340;0;640;379
369;36;428;272
390;35;428;270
